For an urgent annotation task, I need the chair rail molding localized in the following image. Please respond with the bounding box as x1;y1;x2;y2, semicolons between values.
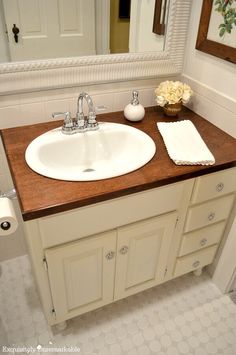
0;0;191;95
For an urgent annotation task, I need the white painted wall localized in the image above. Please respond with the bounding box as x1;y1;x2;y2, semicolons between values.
182;0;236;138
181;0;236;293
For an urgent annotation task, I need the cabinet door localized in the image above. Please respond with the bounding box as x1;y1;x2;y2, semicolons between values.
45;230;116;322
114;212;177;300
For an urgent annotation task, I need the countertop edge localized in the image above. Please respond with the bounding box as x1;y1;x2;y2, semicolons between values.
21;162;236;221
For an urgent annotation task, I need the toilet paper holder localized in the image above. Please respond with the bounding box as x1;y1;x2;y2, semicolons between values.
0;188;17;200
0;189;18;234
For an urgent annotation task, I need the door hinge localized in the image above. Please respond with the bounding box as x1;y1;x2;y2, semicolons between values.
51;308;56;319
43;256;48;271
175;217;179;228
5;24;9;42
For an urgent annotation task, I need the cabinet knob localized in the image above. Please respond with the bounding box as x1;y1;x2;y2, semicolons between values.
105;251;115;260
192;261;200;268
200;238;207;247
216;182;224;192
119;246;129;255
208;212;215;221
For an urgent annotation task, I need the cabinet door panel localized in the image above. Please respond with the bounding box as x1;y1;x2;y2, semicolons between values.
45;230;116;322
126;232;162;288
115;212;177;300
64;249;103;310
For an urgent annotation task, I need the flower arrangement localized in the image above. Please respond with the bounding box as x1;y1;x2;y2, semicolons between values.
155;81;193;107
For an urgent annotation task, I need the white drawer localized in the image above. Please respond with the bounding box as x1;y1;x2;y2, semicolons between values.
191;168;236;204
179;221;225;256
184;194;234;233
174;245;218;277
39;181;185;248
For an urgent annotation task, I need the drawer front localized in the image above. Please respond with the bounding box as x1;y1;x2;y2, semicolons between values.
174;245;218;277
184;194;234;233
39;181;186;248
179;221;225;256
191;168;236;204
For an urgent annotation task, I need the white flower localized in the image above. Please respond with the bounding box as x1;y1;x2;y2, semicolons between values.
182;91;191;103
154;81;193;106
156;95;166;107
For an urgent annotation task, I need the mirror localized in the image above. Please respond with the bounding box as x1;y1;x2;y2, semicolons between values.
0;0;169;63
0;0;191;95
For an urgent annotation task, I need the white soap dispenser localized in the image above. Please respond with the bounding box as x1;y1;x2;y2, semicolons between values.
124;91;145;122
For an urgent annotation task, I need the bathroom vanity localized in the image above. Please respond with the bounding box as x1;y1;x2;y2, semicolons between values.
1;107;236;326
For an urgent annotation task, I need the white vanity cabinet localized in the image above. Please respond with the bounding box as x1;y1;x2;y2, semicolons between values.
23;168;236;326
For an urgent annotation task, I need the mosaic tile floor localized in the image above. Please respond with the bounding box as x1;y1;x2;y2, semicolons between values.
0;255;236;355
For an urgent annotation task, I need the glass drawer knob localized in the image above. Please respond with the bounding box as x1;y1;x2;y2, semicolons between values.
193;261;200;268
200;238;207;246
119;246;129;255
106;251;115;260
216;182;224;192
208;212;215;221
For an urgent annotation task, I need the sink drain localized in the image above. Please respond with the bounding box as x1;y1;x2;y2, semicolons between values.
83;168;96;173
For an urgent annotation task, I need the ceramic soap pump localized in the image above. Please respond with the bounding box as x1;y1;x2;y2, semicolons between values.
124;91;145;122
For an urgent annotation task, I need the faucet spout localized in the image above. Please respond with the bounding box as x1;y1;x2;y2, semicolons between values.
77;92;95;116
76;92;99;131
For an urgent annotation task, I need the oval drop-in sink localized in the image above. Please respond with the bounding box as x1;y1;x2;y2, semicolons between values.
25;122;156;181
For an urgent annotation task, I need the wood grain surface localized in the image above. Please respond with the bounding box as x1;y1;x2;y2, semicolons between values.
1;107;236;221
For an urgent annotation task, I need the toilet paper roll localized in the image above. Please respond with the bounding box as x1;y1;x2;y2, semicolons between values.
0;197;18;236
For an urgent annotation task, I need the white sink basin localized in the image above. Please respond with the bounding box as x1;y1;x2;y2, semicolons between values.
25;122;156;181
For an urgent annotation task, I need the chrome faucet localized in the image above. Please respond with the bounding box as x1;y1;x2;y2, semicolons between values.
75;92;99;131
52;93;99;135
52;111;74;135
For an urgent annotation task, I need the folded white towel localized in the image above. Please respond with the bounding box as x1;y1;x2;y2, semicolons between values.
157;120;215;166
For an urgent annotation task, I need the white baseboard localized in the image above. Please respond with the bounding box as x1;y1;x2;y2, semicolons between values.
181;74;236;138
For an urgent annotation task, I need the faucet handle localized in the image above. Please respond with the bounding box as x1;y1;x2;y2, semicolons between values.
52;111;70;119
87;112;99;130
52;111;74;135
75;112;86;132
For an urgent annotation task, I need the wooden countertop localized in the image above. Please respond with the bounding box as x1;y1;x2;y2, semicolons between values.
1;107;236;221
